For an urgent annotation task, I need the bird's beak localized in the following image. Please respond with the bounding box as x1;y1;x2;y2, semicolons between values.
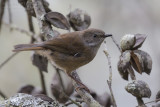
104;34;112;38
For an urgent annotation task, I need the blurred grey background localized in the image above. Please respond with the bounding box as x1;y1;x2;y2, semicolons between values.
0;0;160;106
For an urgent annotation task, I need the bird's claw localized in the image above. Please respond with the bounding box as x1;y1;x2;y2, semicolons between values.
75;85;90;93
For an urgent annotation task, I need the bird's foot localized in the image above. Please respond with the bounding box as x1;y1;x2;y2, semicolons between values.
75;83;90;93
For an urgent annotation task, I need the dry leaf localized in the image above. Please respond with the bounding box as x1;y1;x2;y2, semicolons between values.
130;51;142;74
44;12;70;30
51;71;74;103
18;0;27;7
18;85;43;95
131;50;152;75
32;53;48;72
18;85;34;94
156;90;160;102
132;34;147;50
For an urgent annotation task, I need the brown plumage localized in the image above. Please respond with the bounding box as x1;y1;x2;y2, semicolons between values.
13;28;112;92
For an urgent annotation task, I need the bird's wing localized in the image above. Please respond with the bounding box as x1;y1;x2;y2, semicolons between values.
40;32;86;56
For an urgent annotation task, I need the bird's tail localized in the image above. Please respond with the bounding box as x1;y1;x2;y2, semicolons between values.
13;44;44;52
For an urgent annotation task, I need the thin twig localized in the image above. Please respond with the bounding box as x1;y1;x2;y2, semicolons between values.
103;41;117;107
111;36;122;53
64;99;84;106
7;0;12;25
26;13;47;95
3;22;34;37
3;22;42;42
38;69;47;95
144;98;160;105
62;92;82;107
0;90;7;99
0;0;7;30
27;12;36;43
55;68;65;91
0;52;19;70
127;66;145;106
27;12;35;33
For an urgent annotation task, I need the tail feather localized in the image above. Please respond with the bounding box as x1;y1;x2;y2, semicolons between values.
13;44;44;52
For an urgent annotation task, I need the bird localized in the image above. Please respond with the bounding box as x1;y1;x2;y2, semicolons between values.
13;28;112;92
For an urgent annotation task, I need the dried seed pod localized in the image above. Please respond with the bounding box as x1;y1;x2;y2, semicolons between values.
32;53;48;72
18;85;43;95
75;91;112;107
125;80;151;98
131;50;152;75
156;90;160;102
18;85;34;94
51;71;74;103
67;8;91;31
18;0;27;7
120;34;136;51
44;12;70;30
153;102;160;107
132;34;147;50
117;51;131;80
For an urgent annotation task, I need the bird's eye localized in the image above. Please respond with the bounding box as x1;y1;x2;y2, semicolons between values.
93;34;97;38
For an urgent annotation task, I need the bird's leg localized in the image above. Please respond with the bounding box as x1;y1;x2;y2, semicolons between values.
68;73;90;93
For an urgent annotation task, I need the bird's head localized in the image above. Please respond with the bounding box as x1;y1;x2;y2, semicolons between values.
82;28;112;47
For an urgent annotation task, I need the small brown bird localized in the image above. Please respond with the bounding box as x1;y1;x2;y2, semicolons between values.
13;28;112;92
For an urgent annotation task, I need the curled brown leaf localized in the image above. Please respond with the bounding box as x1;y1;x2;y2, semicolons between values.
32;53;48;72
131;50;152;75
132;34;147;50
44;12;70;30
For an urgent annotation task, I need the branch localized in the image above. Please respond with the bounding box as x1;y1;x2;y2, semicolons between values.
32;0;102;106
103;41;117;107
71;71;102;107
32;0;55;40
111;36;122;53
0;52;19;70
3;22;42;42
0;90;7;99
65;99;84;106
144;98;160;105
38;69;47;95
0;0;7;30
55;68;82;107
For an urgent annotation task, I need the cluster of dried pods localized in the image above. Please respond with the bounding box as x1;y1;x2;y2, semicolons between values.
118;34;153;101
